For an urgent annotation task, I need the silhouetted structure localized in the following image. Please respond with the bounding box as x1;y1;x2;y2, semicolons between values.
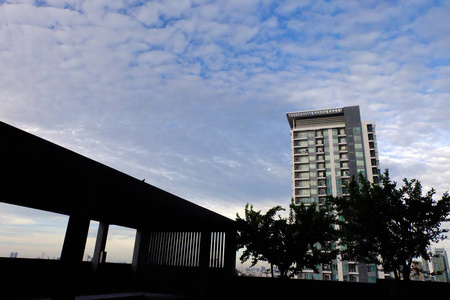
0;121;236;299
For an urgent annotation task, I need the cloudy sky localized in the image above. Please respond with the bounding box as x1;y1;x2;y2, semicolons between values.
1;0;450;262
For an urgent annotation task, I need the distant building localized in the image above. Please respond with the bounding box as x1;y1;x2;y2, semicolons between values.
431;248;450;282
286;106;380;283
411;249;450;282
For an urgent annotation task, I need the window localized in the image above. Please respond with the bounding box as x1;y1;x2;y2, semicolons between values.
296;181;309;188
332;264;338;271
0;203;69;260
300;164;309;170
349;264;357;272
105;225;137;264
298;140;308;147
367;265;377;273
369;276;377;283
84;220;100;261
295;132;308;139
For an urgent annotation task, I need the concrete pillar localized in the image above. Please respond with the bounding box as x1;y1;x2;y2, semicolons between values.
132;229;150;273
56;214;90;299
199;231;211;270
91;222;109;272
224;229;237;275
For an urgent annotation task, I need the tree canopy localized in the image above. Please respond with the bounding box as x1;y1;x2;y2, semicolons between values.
236;200;337;278
329;169;450;280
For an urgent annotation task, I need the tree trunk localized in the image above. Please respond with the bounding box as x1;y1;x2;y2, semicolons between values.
403;262;411;281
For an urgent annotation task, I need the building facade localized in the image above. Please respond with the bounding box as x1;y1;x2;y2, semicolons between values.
286;106;380;283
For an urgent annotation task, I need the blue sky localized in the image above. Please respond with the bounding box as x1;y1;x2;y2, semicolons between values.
1;0;450;262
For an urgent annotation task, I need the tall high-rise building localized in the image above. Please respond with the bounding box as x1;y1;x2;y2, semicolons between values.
286;105;380;283
431;248;450;282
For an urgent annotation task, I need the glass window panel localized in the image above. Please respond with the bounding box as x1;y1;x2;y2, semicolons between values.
105;225;137;264
0;203;69;260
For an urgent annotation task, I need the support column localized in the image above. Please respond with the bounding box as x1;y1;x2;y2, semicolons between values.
56;214;91;299
91;222;109;272
224;229;237;275
199;231;211;270
132;229;150;273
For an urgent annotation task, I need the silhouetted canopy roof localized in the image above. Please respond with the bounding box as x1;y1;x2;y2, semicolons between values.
0;121;234;232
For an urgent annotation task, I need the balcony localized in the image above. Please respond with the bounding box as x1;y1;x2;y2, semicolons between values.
293;132;308;140
340;154;348;160
294;148;309;155
294;141;308;148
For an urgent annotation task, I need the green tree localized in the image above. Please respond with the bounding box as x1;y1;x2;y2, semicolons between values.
329;170;450;280
236;200;337;278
